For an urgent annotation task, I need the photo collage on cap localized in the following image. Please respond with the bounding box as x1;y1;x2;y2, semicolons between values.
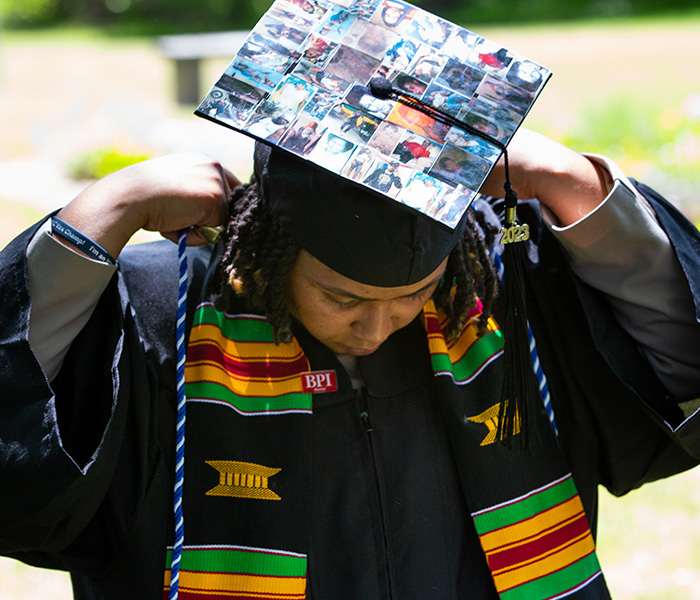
196;0;550;228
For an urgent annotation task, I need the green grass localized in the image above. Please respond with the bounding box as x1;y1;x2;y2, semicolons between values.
597;467;700;598
66;147;152;180
2;24;146;44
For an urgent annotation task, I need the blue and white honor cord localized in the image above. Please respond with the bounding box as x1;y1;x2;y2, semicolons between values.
169;229;189;599
492;249;558;435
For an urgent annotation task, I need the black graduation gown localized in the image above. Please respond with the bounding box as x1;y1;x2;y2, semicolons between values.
1;183;699;599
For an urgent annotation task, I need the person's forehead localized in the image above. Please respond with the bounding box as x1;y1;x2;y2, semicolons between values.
295;249;447;300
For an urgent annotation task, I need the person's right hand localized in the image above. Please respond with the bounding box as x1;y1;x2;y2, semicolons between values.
56;153;240;258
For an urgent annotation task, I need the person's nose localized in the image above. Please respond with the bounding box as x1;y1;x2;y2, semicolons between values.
351;302;394;347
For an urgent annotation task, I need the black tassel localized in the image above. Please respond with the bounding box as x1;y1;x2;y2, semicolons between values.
496;181;541;451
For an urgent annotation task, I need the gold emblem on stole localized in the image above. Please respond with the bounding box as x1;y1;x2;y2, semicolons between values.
206;460;282;500
467;402;521;446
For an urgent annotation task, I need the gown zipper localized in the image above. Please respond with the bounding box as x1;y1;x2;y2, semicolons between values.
359;390;395;600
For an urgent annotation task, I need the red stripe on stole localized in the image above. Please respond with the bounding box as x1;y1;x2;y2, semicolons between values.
187;342;308;380
486;511;591;573
424;312;445;336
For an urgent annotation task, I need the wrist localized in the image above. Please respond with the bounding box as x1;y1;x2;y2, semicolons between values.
50;216;117;265
56;168;150;258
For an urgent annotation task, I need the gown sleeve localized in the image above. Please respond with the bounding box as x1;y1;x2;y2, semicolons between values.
546;155;700;403
0;218;189;573
26;220;117;381
517;163;700;494
0;218;131;555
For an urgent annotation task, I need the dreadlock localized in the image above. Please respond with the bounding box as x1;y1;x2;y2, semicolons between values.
215;181;300;344
432;208;498;341
215;179;499;345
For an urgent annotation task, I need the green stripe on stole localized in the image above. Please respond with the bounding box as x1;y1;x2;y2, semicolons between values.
430;330;504;382
164;546;307;576
194;303;276;342
163;546;307;599
472;475;579;535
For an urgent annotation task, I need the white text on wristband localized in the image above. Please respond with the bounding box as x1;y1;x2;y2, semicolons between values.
50;216;117;266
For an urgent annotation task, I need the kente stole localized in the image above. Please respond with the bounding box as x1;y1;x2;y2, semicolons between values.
162;300;609;600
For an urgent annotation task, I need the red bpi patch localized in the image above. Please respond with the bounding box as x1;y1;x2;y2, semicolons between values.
301;370;338;394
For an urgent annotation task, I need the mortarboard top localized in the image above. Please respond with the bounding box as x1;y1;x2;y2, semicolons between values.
196;0;551;231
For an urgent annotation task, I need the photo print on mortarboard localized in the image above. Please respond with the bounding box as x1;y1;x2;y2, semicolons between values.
279;113;327;156
390;130;439;168
505;59;549;92
344;83;394;119
225;56;284;93
301;88;342;119
430;144;492;191
341;144;377;181
196;0;550;229
408;49;447;83
316;7;357;41
369;0;417;34
324;102;382;145
253;15;309;51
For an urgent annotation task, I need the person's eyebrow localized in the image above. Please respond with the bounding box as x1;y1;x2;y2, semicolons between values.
315;270;445;302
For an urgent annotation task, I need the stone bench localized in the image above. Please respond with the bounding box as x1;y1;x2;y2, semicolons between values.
158;31;249;105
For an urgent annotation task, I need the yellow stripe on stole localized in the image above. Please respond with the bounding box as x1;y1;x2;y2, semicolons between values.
443;315;499;362
479;496;584;553
186;323;308;396
492;534;596;592
164;571;307;597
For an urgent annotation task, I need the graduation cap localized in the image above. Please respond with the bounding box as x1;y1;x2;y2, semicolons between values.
195;0;551;232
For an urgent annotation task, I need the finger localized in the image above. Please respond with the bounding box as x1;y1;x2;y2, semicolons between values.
221;165;242;192
212;164;240;226
214;163;241;203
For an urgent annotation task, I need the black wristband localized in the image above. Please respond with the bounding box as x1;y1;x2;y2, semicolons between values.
50;216;117;266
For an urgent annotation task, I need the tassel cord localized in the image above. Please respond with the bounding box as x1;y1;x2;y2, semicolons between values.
169;228;189;599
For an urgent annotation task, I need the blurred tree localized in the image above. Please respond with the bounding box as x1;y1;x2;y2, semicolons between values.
1;0;698;30
1;0;263;30
2;0;62;27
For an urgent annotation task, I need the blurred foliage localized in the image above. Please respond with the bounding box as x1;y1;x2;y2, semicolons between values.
443;0;699;25
560;91;700;223
1;0;699;32
66;147;152;179
1;0;62;26
1;0;265;32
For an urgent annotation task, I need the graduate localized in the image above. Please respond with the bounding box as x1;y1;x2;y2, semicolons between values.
2;0;700;598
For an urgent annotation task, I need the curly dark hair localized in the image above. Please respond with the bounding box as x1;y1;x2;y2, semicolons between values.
215;180;498;344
